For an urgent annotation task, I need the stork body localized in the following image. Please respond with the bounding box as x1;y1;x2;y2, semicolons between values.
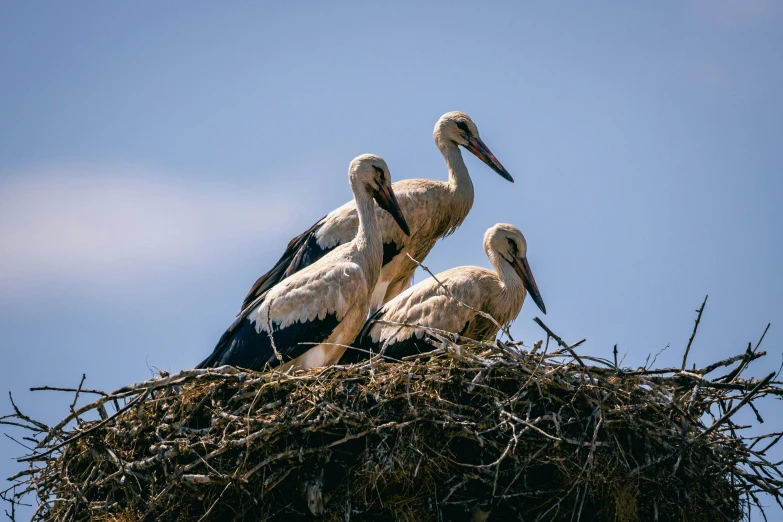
240;112;513;314
340;224;546;362
197;154;409;371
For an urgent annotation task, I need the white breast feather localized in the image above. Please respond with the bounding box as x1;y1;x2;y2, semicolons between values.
250;261;367;333
369;270;484;345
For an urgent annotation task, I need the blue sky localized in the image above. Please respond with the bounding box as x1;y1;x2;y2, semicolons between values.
1;1;782;518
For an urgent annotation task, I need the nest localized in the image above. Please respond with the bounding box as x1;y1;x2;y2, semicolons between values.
2;316;783;521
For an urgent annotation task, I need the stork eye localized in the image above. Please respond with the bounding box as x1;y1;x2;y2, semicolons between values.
506;238;518;256
455;121;471;136
372;165;384;177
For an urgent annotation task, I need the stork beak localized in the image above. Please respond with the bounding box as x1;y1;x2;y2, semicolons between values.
373;183;410;236
465;136;514;183
510;256;546;314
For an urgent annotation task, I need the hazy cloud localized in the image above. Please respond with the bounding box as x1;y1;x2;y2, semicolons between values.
0;165;313;299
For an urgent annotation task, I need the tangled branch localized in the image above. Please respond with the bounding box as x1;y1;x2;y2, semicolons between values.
1;311;781;521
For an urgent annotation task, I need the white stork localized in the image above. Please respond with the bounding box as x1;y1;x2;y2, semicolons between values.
340;223;546;362
239;112;513;314
196;154;409;371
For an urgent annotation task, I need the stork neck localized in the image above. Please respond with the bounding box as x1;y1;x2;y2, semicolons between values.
440;141;475;204
352;189;383;290
353;190;381;254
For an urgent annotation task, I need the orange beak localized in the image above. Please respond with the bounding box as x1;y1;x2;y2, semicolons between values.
373;183;410;236
465;136;514;182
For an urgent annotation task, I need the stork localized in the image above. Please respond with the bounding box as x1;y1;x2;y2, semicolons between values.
340;224;546;362
240;112;513;314
196;154;409;371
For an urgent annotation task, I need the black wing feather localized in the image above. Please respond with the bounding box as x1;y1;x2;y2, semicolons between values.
241;215;404;314
240;217;329;313
340;334;437;363
198;300;340;371
382;241;403;266
338;309;454;363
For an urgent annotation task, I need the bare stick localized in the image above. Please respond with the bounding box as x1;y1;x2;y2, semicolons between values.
681;295;708;371
532;317;585;367
29;386;107;397
755;323;772;352
18;390;149;462
728;323;773;383
694;372;774;443
613;344;618;372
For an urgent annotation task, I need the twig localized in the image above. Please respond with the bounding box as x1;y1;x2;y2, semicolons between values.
694;373;774;443
18;390;149;462
681;295;708;371
29;386;107;397
613;344;618;372
727;323;772;383
532;317;586;367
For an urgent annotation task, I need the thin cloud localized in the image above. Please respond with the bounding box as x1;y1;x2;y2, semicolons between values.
0;165;315;299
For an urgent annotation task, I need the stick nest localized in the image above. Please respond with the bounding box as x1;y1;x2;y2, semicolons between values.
3;329;783;521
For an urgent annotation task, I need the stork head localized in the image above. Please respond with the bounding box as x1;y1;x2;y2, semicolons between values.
349;154;410;236
484;223;546;314
434;111;514;182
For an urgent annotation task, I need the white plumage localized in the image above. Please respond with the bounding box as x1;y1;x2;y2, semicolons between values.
196;154;409;371
341;224;546;362
240;112;514;314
